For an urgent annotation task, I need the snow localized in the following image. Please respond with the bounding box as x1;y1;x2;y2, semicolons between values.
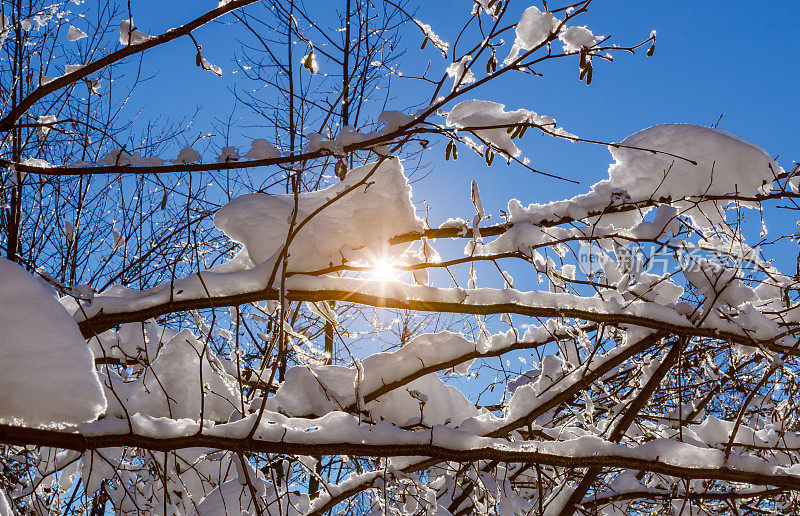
301;50;319;74
97;148;164;167
198;476;309;515
415;19;449;57
100;329;240;422
506;6;560;63
507;124;782;231
0;258;106;425
448;100;528;157
161;448;238;513
111;227;125;250
214;158;424;271
471;0;496;15
682;258;758;310
303;126;384;154
36;114;56;138
69;248;796;367
631;204;679;239
99;148;132;166
9;8;793;511
508;370;540;395
262;328;562;425
600;124;781;225
217;145;240;162
85;77;101;93
201;58;223;76
67;25;87;41
495;331;657;435
63;220;76;241
445;56;475;90
128;414;200;438
439;217;468;230
244;138;280;159
265;337;480;426
200;411;798;486
266;365;352;416
0;489;10;516
88;320;178;363
446;100;573;158
309;470;383;513
559;25;597;51
606;124;780;199
31;101;797;510
378;110;415;134
119;19;150;46
172;146;201;164
0;16;8;50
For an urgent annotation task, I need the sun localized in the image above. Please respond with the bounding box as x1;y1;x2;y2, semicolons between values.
369;258;397;281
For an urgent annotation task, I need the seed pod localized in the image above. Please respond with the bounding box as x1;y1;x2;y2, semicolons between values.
585;62;593;85
446;140;453;161
493;0;502;17
420;37;428;50
647;43;655;57
452;142;458;160
519;123;528;138
195;49;202;68
579;47;587;69
303;51;317;73
486;55;498;74
485;148;494;166
510;125;522;139
160;191;168;210
335;160;347;179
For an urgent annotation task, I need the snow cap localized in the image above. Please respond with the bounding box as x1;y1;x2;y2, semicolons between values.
214;158;424;272
0;258;106;425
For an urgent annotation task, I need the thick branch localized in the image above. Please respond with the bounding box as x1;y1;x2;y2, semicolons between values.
0;424;797;491
76;282;795;356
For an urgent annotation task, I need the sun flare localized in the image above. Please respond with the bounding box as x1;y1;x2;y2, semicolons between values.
370;259;397;281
